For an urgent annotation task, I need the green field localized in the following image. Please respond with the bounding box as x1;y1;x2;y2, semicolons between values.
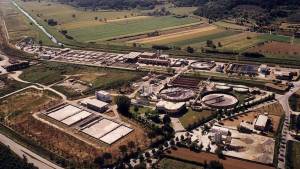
159;158;203;169
213;20;248;30
179;109;214;129
19;61;145;98
69;16;200;42
170;30;240;48
258;34;300;44
15;0;200;44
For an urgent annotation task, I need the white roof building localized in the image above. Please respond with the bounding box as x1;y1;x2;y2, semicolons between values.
211;126;229;135
123;52;141;60
254;115;268;130
156;100;186;113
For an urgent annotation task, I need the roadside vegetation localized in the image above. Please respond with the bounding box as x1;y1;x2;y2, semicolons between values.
0;143;38;169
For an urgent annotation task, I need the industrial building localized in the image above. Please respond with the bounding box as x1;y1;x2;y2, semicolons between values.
156;100;186;114
84;99;109;113
254;115;269;131
274;70;293;80
123;52;141;63
96;90;112;102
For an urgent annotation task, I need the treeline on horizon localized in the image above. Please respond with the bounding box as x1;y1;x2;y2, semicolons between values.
24;0;300;24
57;0;159;10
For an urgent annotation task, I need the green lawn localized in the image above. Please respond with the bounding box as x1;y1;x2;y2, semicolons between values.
159;158;203;169
179;109;214;129
130;105;153;115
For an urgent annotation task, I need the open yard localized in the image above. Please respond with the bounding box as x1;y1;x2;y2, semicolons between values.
179;109;214;129
167;148;275;169
20;61;145;99
0;87;61;120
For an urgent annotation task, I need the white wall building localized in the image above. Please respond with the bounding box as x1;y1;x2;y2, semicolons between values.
96;90;112;102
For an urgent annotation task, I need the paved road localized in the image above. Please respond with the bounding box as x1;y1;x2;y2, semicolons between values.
0;53;9;74
9;71;68;101
276;81;300;169
0;133;63;169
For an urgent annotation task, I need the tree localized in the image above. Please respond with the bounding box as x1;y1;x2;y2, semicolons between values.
94;156;104;166
128;141;136;152
115;95;131;117
296;115;300;133
208;160;224;169
144;152;150;158
119;145;128;156
102;152;112;165
163;114;171;124
134;162;146;169
215;147;224;159
133;105;139;113
186;46;194;53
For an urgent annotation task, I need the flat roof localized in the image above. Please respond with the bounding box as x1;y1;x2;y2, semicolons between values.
141;52;156;56
156;101;185;111
123;52;141;59
61;111;91;126
255;115;268;127
96;90;110;95
100;126;133;144
48;105;81;121
82;119;119;138
86;99;108;108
